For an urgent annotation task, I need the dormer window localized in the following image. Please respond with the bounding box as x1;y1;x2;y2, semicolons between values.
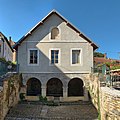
51;27;59;39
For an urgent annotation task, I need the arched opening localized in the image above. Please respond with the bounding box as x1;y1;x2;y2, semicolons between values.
27;78;41;96
47;78;63;97
51;27;59;39
68;78;84;96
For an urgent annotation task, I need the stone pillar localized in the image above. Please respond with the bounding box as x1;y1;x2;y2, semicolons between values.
63;86;68;98
84;88;89;101
41;85;46;97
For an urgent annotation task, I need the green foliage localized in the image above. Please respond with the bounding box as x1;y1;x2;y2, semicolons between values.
6;61;12;65
0;57;6;62
111;66;120;70
19;93;25;101
94;52;104;57
12;61;17;65
105;62;110;67
39;96;47;103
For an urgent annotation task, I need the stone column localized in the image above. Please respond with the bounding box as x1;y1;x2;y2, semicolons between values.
63;86;68;98
84;87;89;101
41;85;46;97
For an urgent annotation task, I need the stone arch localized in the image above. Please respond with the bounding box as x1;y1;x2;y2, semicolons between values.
68;78;84;96
51;27;59;39
46;78;63;97
26;77;41;96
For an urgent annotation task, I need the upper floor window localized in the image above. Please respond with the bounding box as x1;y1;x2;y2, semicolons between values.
51;50;59;64
28;49;39;65
72;49;81;65
50;49;60;65
51;27;59;39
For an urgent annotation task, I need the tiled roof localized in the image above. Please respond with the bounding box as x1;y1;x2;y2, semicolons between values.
94;57;120;64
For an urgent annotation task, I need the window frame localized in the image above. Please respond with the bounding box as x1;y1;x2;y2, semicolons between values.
28;48;39;66
70;48;82;66
49;48;61;66
49;26;61;40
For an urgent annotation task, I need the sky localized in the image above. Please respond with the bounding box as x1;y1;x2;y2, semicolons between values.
0;0;120;59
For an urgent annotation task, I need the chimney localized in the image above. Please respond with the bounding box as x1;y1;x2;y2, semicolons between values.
9;36;11;40
9;36;12;45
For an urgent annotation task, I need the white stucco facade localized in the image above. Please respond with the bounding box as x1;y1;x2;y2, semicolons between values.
0;33;13;61
15;10;98;101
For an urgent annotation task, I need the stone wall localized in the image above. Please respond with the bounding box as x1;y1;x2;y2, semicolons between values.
88;74;120;120
88;74;100;110
0;91;3;119
100;87;120;120
0;73;21;120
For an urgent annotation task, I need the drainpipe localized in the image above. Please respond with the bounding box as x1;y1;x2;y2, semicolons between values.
1;37;5;57
16;50;19;73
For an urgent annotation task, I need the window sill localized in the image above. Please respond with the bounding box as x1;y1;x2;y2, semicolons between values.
71;64;82;66
27;64;39;66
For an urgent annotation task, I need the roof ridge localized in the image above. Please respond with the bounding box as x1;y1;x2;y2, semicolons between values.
14;10;98;50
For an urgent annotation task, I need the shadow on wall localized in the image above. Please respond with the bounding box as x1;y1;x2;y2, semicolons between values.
22;45;85;100
18;15;89;101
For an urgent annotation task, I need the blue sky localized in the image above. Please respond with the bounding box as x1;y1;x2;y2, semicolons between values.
0;0;120;59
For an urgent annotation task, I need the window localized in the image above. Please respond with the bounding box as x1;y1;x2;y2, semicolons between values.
28;49;38;65
72;50;81;64
51;27;59;39
51;50;59;64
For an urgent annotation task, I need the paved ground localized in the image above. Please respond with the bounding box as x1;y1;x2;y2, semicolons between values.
5;102;98;120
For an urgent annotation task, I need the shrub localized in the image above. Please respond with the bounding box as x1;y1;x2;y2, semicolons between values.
39;96;47;103
19;93;25;101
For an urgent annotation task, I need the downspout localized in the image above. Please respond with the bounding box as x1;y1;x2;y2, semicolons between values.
16;50;19;73
1;38;4;57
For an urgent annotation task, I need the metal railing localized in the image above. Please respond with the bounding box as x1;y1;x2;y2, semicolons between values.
91;67;102;73
91;67;120;89
0;62;18;77
110;75;120;88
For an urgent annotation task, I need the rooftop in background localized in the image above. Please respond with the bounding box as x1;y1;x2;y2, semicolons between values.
0;32;14;52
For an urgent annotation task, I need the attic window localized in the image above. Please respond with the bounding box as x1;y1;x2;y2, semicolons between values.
51;27;59;39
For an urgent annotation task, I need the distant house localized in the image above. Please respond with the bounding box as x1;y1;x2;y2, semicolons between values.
0;32;14;61
14;10;98;101
94;53;120;69
9;38;16;62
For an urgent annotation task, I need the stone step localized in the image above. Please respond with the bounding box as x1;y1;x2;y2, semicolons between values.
5;116;98;120
18;100;91;106
59;101;91;105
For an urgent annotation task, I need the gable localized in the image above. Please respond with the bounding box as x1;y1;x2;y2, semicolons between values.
0;32;14;52
14;10;98;50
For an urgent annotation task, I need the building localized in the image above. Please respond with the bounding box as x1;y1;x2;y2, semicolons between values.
94;53;120;70
0;32;14;61
14;10;98;101
9;38;16;62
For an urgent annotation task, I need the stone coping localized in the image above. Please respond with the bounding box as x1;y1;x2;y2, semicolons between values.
101;87;120;97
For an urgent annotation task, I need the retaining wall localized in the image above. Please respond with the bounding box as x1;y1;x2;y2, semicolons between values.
0;74;21;120
89;74;120;120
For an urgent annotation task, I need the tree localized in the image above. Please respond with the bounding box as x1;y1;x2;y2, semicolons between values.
94;52;104;57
